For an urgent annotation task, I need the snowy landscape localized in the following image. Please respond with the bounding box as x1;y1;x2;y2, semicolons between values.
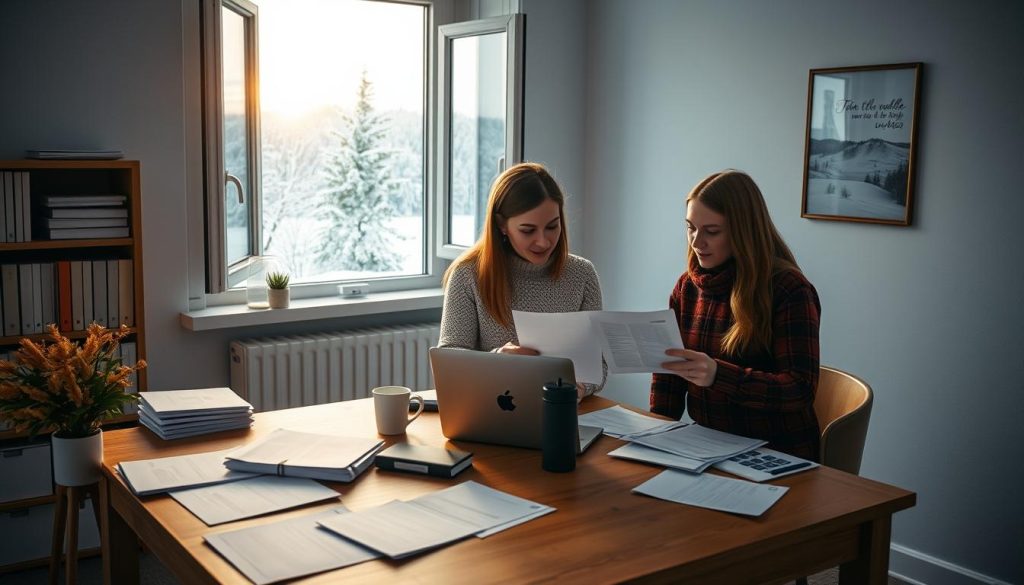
805;137;909;220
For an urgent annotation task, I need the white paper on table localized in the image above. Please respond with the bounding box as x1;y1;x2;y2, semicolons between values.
318;481;551;558
578;405;685;438
630;424;767;461
608;442;714;473
633;469;788;516
117;448;258;496
589;310;685;374
170;475;340;526
204;507;380;585
512;310;604;384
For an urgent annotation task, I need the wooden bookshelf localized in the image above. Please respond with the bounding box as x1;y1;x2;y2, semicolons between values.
0;159;146;571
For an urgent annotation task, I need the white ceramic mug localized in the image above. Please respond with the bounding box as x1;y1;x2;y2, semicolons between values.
373;386;425;435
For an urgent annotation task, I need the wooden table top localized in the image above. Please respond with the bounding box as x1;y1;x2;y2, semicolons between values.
101;396;915;584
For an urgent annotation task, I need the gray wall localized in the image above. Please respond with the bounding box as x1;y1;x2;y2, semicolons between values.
583;1;1023;583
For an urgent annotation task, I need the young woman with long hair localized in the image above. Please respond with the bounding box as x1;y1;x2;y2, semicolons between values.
653;170;822;459
439;162;605;397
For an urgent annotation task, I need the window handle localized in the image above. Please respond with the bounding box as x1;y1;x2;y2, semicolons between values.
225;172;245;204
497;156;505;174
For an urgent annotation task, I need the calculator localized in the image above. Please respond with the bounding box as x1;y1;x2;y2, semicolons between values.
713;447;819;482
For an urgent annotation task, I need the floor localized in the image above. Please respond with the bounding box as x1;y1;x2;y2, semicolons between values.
1;560;909;585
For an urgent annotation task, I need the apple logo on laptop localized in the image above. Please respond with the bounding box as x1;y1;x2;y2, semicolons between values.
497;390;516;411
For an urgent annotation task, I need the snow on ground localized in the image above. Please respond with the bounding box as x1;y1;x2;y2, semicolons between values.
805;179;906;220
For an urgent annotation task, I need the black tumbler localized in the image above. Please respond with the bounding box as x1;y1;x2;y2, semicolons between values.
542;378;578;472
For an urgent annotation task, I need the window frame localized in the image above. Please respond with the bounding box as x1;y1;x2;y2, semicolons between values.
436;14;525;260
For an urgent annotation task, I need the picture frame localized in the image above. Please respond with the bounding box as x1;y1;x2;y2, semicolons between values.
801;63;922;226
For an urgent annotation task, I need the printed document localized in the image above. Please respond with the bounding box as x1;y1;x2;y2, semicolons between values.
608;442;714;474
589;310;684;374
633;469;788;516
204;507;380;585
512;310;604;383
117;448;258;496
318;481;553;558
170;475;340;526
578;405;685;438
629;424;766;461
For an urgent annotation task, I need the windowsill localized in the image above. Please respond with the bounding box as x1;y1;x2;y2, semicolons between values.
179;288;444;332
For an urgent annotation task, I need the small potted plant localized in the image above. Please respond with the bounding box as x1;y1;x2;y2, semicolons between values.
266;271;290;309
0;324;146;486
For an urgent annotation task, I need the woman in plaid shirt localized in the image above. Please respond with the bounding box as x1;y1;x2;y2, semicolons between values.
652;171;822;460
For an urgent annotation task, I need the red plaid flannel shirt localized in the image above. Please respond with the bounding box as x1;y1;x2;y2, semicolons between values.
650;262;822;461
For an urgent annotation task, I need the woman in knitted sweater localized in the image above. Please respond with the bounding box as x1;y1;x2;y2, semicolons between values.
438;162;605;398
654;170;822;460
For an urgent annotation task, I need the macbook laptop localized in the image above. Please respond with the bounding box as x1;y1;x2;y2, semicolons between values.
429;347;603;453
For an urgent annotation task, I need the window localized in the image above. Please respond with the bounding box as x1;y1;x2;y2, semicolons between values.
199;0;522;302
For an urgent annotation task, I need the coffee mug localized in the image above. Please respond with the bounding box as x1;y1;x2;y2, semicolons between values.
373;386;425;435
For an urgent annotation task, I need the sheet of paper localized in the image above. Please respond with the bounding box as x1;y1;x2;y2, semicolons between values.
318;481;552;558
204;507;380;585
633;469;788;516
117;448;258;496
607;442;714;473
630;424;766;461
589;310;684;374
171;475;340;526
578;405;685;438
512;310;604;384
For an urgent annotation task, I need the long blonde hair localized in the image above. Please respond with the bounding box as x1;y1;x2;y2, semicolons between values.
443;162;569;327
686;170;799;355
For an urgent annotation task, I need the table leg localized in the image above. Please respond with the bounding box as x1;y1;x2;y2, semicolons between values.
48;484;68;585
101;476;139;585
65;486;80;585
839;515;893;585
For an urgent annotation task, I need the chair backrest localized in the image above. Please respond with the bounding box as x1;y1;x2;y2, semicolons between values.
814;366;873;474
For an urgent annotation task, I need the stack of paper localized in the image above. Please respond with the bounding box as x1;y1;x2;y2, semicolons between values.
317;481;555;559
610;424;767;473
224;429;384;483
117;448;258;496
139;387;254;440
578;405;687;438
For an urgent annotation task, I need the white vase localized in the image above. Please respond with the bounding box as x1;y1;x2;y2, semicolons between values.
51;431;103;487
268;288;290;309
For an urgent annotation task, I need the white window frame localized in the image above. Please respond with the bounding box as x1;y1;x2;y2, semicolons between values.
436;14;524;260
188;0;523;312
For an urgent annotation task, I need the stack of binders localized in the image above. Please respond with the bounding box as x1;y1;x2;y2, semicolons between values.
138;387;254;440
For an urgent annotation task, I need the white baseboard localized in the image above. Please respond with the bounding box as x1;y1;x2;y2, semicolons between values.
890;543;1012;585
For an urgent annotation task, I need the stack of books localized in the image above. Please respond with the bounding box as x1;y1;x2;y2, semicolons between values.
41;194;129;240
139;387;254;440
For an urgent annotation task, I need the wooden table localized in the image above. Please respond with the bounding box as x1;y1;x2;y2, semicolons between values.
99;396;915;584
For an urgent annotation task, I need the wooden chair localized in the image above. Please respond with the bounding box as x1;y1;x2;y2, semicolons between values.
794;366;874;585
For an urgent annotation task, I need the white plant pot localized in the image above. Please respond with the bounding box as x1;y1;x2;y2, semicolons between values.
268;288;290;309
51;431;103;487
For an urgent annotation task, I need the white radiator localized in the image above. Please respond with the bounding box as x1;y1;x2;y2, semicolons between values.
229;323;440;412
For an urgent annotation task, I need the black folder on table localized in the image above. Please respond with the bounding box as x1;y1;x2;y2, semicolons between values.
374;444;472;478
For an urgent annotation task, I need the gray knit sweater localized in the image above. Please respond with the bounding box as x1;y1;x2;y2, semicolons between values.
439;253;606;393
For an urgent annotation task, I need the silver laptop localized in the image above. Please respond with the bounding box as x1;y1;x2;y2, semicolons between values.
429;347;602;453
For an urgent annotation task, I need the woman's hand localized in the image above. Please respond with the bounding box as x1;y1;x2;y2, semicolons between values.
494;343;540;356
661;348;718;387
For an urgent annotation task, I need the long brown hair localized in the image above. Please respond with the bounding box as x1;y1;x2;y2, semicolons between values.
444;162;569;327
686;170;799;355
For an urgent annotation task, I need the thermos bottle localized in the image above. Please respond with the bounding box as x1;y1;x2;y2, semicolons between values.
542;378;577;472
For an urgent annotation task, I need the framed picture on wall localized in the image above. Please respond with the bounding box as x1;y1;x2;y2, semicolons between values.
801;62;922;226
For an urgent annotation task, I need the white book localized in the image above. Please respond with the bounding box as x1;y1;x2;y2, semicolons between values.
46;227;129;239
117;449;258;496
1;265;19;335
47;207;128;219
40;263;55;330
43;194;126;207
3;173;15;241
30;263;42;333
106;259;119;328
18;264;33;334
224;429;384;483
81;260;93;327
118;258;133;326
70;261;84;331
92;261;107;328
20;172;31;242
11;173;23;242
44;217;127;229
